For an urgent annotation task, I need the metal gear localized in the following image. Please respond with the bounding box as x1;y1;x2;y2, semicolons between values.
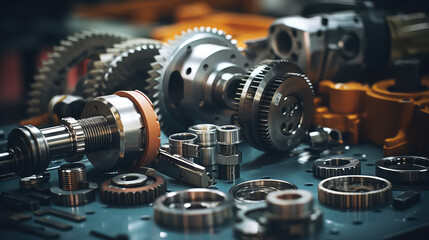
100;168;166;205
148;26;251;134
235;59;314;153
81;38;162;100
27;30;129;116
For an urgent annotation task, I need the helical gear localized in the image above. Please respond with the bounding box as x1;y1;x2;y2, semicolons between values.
235;59;314;153
27;30;129;116
100;168;166;205
81;38;162;100
148;26;249;135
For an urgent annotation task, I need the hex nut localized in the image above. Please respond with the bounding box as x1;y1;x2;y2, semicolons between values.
217;152;242;165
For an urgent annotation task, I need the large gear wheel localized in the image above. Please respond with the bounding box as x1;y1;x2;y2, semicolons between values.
81;38;162;100
100;168;166;205
235;59;314;153
27;30;129;116
148;26;250;135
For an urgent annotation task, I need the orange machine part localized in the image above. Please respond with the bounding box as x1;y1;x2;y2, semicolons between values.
115;90;161;167
313;80;368;144
314;77;429;156
364;78;429;156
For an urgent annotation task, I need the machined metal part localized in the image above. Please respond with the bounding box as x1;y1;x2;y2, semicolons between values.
318;175;392;209
387;12;429;61
48;95;87;121
35;208;87;222
19;172;50;190
154;188;233;230
82;38;162;100
244;38;275;65
148;26;251;134
27;30;129;116
100;167;167;205
35;217;73;231
312;157;361;179
229;179;297;210
268;12;365;82
154;149;215;188
234;190;323;240
235;59;314;153
393;191;421;210
266;190;315;221
375;156;429;183
189;124;218;172
50;163;97;206
0;90;161;177
216;125;242;180
267;11;429;83
168;132;199;159
307;126;343;150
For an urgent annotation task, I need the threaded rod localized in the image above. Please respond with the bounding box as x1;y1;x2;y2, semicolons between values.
58;163;87;191
78;116;112;152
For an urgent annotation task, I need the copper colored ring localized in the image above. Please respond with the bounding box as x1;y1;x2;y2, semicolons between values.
115;90;161;167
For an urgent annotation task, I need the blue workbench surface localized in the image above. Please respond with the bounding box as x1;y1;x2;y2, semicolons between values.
0;129;428;240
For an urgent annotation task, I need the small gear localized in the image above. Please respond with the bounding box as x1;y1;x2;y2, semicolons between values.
27;30;129;116
81;39;162;100
235;59;314;152
100;168;166;205
148;26;245;135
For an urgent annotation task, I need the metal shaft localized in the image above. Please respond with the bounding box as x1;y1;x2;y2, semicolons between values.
0;116;113;177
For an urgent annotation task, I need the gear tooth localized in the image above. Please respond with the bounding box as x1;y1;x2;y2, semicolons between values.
154;55;165;63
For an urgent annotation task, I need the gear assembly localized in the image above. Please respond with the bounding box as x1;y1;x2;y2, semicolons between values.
0;2;429;239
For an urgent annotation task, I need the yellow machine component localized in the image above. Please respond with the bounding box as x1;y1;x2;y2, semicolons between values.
314;77;429;157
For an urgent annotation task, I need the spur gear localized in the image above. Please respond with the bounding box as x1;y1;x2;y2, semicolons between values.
81;38;162;100
100;168;166;205
235;59;314;152
27;30;129;116
148;26;251;134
